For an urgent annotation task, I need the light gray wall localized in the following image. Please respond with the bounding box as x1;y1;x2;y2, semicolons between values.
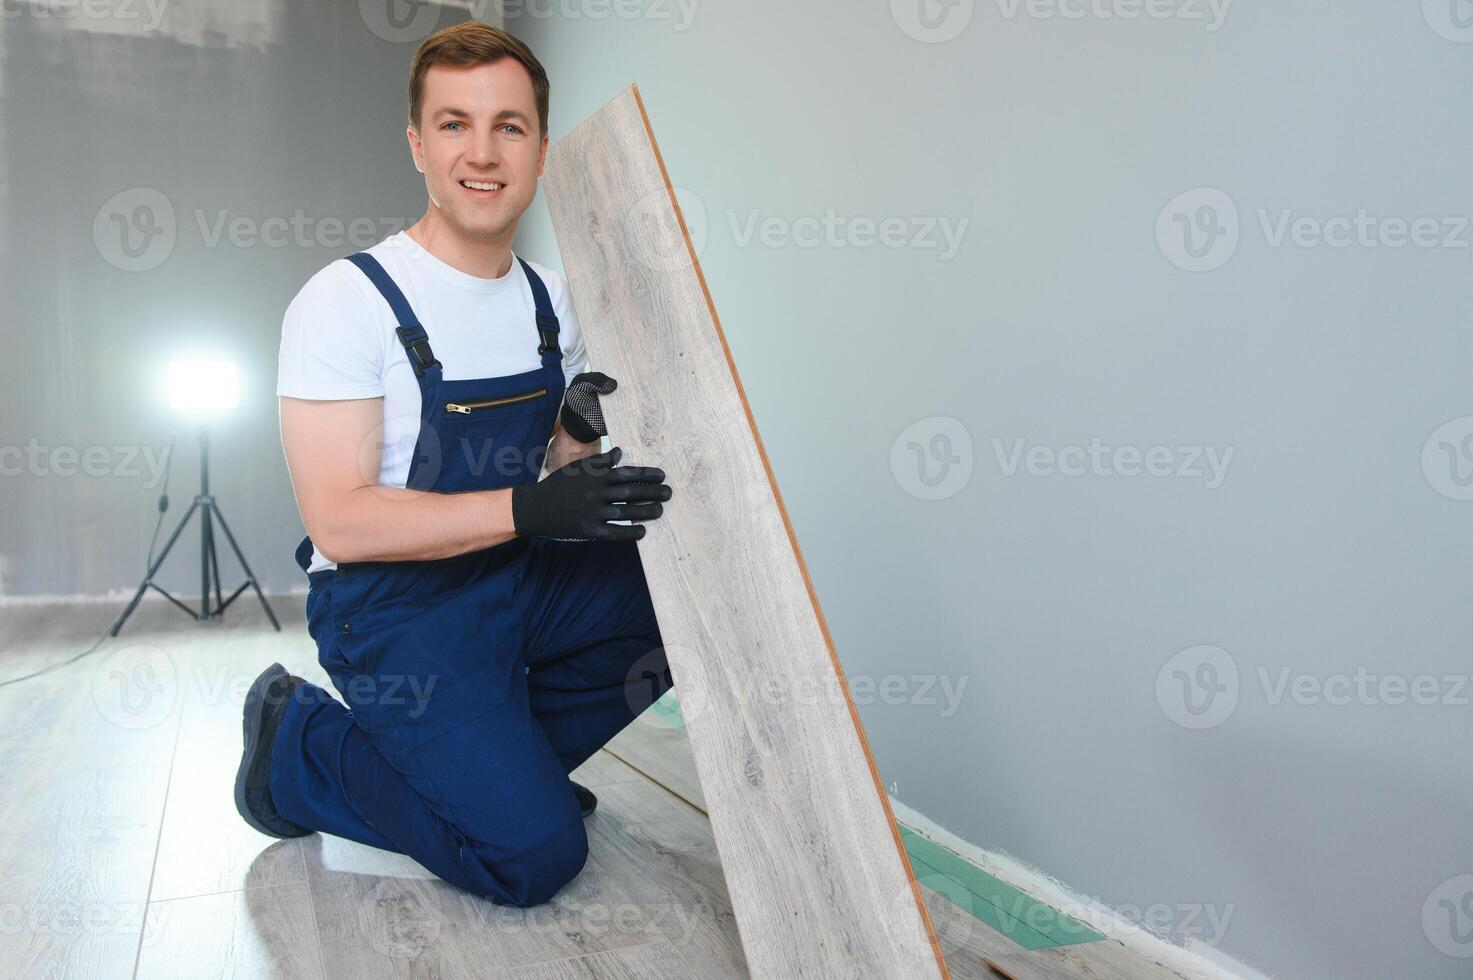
507;3;1473;979
0;0;495;599
4;2;1469;977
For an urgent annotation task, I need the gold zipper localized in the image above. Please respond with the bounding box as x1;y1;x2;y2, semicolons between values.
445;388;548;415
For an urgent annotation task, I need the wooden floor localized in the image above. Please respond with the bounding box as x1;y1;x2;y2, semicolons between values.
0;598;1186;980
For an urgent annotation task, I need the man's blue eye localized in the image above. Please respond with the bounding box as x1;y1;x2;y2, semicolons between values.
502;124;523;135
443;121;464;131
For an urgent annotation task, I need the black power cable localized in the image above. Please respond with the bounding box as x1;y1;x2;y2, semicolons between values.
0;433;178;688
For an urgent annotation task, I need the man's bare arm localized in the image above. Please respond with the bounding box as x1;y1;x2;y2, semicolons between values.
280;395;518;564
545;416;599;472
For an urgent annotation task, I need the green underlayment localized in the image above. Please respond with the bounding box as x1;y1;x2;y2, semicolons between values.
648;692;1104;950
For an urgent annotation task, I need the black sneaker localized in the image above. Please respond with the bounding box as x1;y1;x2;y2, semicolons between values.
235;663;312;839
572;780;597;817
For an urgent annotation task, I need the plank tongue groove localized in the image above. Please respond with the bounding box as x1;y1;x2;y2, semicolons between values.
542;84;948;980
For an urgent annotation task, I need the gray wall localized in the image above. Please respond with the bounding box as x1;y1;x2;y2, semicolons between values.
0;0;496;599
3;2;1470;978
507;3;1472;979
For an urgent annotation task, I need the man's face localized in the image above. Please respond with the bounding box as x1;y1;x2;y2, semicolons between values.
407;59;547;245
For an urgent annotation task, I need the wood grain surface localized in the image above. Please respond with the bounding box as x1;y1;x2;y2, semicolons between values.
542;85;948;979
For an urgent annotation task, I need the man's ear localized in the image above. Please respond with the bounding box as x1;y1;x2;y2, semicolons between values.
407;125;425;174
536;131;549;177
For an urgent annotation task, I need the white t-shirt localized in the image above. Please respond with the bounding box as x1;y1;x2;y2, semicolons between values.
277;231;589;573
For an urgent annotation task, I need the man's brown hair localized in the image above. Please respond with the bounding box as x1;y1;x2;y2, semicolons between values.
408;22;549;137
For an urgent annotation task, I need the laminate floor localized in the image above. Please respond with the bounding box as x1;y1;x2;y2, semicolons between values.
0;598;1186;980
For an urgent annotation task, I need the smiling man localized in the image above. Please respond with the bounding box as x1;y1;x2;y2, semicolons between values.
237;22;675;907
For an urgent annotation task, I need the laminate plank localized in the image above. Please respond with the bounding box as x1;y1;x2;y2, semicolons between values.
582;781;746;979
136;883;324;980
298;774;724;975
602;711;705;812
604;704;1192;980
503;939;691;979
542;84;945;978
0;765;170;980
150;639;308;902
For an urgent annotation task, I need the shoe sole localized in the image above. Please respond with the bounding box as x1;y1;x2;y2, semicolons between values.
234;662;291;838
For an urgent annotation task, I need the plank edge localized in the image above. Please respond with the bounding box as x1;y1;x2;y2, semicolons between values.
626;82;950;980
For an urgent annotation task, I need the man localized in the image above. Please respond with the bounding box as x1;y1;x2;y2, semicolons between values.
236;21;675;908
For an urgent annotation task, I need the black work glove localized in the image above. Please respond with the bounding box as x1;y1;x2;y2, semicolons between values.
560;371;617;443
511;447;671;542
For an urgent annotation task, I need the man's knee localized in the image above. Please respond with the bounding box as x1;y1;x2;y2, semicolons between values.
463;812;589;908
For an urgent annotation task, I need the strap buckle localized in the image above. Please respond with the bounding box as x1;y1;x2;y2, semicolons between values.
395;325;439;377
535;313;560;355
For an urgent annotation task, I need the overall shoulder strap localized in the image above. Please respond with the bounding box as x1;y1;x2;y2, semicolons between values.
516;257;561;356
345;252;440;378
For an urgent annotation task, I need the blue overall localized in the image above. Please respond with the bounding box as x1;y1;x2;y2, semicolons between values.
269;253;672;907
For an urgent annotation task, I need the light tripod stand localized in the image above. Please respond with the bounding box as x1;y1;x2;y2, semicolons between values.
111;425;280;636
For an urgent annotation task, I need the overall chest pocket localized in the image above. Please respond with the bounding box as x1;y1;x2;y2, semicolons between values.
434;384;556;487
443;386;548;419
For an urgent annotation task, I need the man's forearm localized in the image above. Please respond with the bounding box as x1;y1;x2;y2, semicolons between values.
545;422;599;472
314;485;517;564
